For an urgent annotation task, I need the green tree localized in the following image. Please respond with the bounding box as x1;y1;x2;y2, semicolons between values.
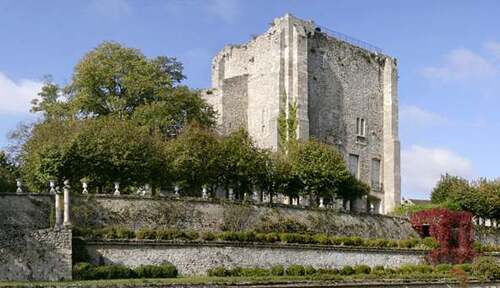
289;140;358;204
63;117;164;192
30;76;69;121
218;129;266;199
0;151;17;192
431;174;471;204
164;125;221;195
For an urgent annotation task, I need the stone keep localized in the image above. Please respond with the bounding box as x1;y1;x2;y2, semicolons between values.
202;14;400;214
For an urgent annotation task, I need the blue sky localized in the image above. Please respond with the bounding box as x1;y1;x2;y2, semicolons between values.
1;0;499;199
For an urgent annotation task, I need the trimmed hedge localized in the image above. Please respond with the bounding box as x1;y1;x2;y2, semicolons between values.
206;263;477;278
73;226;440;250
73;263;178;280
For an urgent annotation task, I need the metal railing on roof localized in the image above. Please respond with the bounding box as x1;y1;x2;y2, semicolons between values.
316;25;384;55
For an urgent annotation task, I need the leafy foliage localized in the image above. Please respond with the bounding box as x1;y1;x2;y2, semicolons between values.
0;150;17;192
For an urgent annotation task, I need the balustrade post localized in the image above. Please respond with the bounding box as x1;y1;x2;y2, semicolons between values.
54;186;63;228
174;185;180;197
63;180;71;227
113;181;120;196
228;188;234;201
81;180;89;195
49;180;56;195
319;197;325;208
16;179;22;194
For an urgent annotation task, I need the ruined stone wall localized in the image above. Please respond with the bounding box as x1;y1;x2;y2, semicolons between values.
72;195;417;240
221;75;248;133
86;241;425;276
0;194;72;281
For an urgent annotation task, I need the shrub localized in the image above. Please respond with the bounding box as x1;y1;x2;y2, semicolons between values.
201;231;216;241
72;262;93;280
472;256;500;280
435;263;453;273
386;240;399;248
398;238;419;249
311;234;330;245
239;267;269;277
237;231;256;242
136;228;156;240
270;265;285;276
340;265;354;275
304;265;316;275
317;268;339;275
286;264;306;276
340;236;363;246
354;264;371;274
207;267;229;277
156;228;181;240
422;237;439;249
364;238;388;248
265;233;280;243
255;233;267;242
115;227;135;239
453;263;472;273
135;263;178;278
181;230;199;241
219;231;239;241
89;265;135;280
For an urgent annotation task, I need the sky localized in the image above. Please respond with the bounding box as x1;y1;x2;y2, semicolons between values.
1;0;499;199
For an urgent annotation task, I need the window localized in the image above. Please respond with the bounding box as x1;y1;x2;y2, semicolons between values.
371;158;381;191
348;154;359;178
356;117;366;137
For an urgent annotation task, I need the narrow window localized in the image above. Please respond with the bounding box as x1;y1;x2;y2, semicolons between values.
356;117;366;137
371;158;381;191
361;118;366;136
348;154;359;178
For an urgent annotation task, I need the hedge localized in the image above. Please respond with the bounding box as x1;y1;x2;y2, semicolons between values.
207;263;478;278
73;263;178;280
73;226;441;250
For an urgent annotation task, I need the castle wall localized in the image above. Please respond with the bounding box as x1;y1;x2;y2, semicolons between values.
86;241;425;276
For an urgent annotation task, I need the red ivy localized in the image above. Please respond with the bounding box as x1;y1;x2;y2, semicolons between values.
410;208;476;264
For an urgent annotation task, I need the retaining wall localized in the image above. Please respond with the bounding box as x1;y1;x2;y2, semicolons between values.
86;240;426;276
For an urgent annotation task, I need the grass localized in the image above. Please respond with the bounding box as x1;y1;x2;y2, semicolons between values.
0;273;466;287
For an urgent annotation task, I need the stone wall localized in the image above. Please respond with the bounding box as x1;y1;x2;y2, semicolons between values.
86;240;425;276
0;227;72;281
0;193;72;281
476;226;500;246
73;195;418;240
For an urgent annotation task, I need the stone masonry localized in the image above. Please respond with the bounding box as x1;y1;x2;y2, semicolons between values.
202;14;401;214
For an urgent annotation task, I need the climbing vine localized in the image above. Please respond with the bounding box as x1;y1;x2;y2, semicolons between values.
411;208;476;264
278;91;298;153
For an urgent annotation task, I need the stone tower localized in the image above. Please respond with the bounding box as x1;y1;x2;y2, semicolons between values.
202;14;400;214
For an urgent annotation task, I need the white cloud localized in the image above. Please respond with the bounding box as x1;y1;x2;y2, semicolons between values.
485;41;500;60
402;145;473;198
206;0;240;23
0;72;42;114
423;48;497;81
400;105;449;126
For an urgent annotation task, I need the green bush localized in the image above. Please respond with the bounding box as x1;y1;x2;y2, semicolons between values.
472;256;500;280
354;264;371;274
435;263;452;273
340;265;354;275
255;233;267;242
398;238;419;249
237;231;256;242
270;265;285;276
239;267;269;277
453;263;472;273
339;236;363;246
279;233;310;244
264;233;280;243
286;264;306;276
115;227;135;239
72;262;93;280
207;267;229;277
136;228;157;240
201;231;216;241
364;238;388;248
311;234;330;245
135;263;178;278
83;264;135;280
219;231;239;241
422;237;439;249
304;265;316;275
180;230;199;241
317;268;339;275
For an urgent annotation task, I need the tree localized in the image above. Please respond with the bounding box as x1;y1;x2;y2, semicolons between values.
164;124;221;195
431;174;471;204
30;76;69;121
218;129;266;199
63;117;164;192
132;86;215;139
288;140;349;201
0;151;17;192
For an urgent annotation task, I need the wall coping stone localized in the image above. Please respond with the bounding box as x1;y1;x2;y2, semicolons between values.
84;238;429;255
